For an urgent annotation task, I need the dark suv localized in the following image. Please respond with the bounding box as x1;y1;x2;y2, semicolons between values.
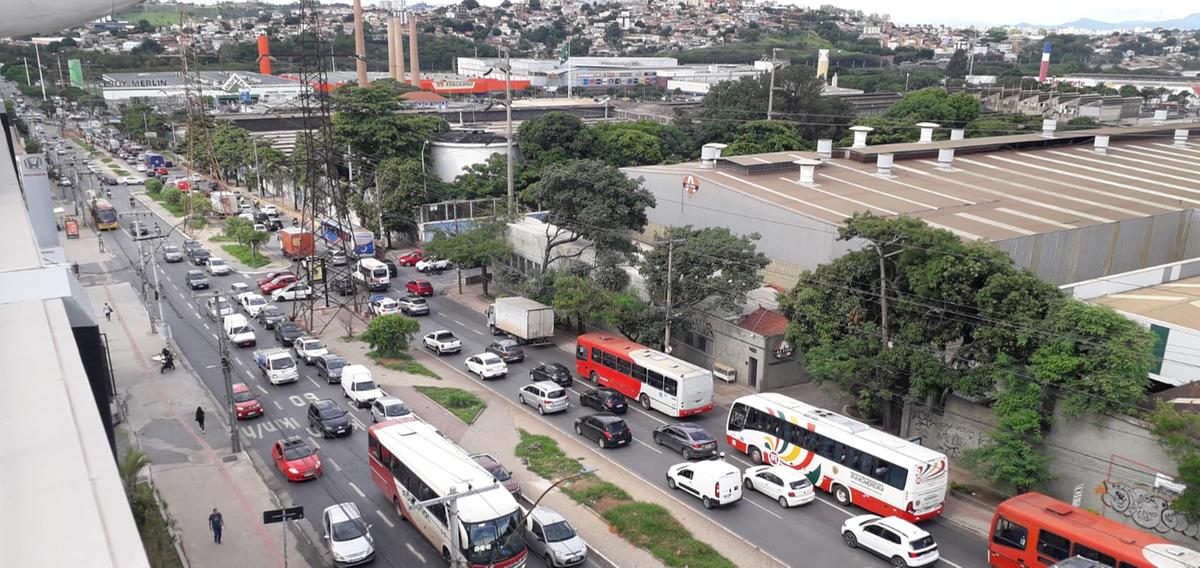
189;248;212;266
579;387;628;414
486;339;525;363
574;413;631;449
307;399;351;438
315;354;347;384
530;363;573;388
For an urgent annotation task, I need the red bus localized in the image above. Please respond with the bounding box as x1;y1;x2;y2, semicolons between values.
575;333;715;417
989;492;1200;568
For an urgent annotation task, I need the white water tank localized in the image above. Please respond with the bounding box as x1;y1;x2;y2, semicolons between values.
428;130;512;183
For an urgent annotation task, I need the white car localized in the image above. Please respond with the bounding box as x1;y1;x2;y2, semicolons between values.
135;164;147;172
230;282;250;297
205;297;234;321
272;283;312;301
369;296;399;316
415;258;451;273
370;396;412;423
292;336;328;365
518;381;569;415
261;204;278;215
190;173;202;182
239;293;268;317
206;257;232;276
841;515;939;567
120;176;142;185
742;465;815;508
323;503;375;566
666;459;742;510
465;353;508;379
422;330;462;355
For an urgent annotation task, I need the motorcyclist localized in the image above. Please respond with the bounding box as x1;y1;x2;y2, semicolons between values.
106;188;112;199
160;347;174;373
154;222;161;236
129;196;136;208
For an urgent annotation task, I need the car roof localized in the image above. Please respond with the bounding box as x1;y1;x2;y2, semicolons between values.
479;353;503;363
312;399;337;410
687;459;741;475
232;382;251;393
377;396;405;406
762;465;807;479
675;423;708;433
528;506;567;525
470;453;500;467
321;354;345;362
531;380;564;392
592;413;624;423
594;387;621;396
495;339;519;347
280;436;307;447
873;516;929;538
186;270;202;276
324;502;363;523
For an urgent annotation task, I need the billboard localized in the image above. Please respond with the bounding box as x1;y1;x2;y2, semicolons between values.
68;59;84;87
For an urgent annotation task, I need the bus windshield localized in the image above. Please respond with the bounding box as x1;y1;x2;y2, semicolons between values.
95;208;117;223
464;511;525;565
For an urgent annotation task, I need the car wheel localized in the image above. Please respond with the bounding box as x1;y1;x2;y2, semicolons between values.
750;446;763;465
890;557;907;568
652;433;661;445
744;478;753;491
683;448;693;460
833;484;852;506
640;394;651;410
574;424;582;435
538;404;545;416
842;531;857;548
778;496;789;508
667;476;677;490
702;496;714;510
597;436;606;449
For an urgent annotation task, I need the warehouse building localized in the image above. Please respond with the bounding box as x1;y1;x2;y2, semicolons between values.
100;71;304;107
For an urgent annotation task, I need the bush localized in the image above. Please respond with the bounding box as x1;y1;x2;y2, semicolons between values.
145;178;164;195
225;216;252;242
162;187;182;207
360;314;420;357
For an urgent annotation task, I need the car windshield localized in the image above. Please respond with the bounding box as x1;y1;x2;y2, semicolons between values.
302;340;324;350
600;391;621;402
283;444;312;460
355;380;378;391
331;518;366;542
247;296;265;305
788;478;812;490
232;391;255;403
481;355;502;365
210;259;225;266
603;420;627;433
325;358;346;370
546;389;566;399
164;246;179;253
385;403;410;417
319;406;345;419
542;520;576;543
684;428;714;442
214;301;230;311
262;307;281;317
548;365;568;377
188;273;203;280
274;358;296;369
464;511;525;565
231;326;252;335
407;298;426;305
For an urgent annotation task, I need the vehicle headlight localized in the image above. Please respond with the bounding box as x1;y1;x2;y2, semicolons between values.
288;467;299;474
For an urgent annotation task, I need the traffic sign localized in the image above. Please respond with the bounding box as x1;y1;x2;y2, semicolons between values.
263;506;304;524
682;175;700;195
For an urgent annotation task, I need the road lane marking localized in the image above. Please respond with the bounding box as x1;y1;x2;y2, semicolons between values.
376;509;395;528
471;329;484;335
256;384;269;394
348;481;366;498
307;376;320;388
273;400;283;410
327;457;342;471
201;322;210;330
245;370;255;380
404;542;424;562
634;437;663;454
743;495;784;520
453;319;465;326
308;437;320;449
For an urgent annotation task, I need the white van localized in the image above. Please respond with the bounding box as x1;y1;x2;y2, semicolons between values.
666;457;742;509
341;364;384;408
222;313;257;347
352;258;390;291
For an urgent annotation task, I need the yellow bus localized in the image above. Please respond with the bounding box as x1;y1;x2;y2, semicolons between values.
90;198;119;230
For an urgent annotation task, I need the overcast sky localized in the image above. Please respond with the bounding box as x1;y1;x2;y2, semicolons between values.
181;1;1194;27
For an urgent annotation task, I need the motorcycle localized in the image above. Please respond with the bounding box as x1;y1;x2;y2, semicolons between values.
159;349;175;373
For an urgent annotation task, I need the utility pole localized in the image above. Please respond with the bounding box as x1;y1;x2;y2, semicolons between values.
34;42;47;101
766;48;780;120
661;238;686;352
193;290;241;452
55;55;65;87
502;47;514;214
22;57;31;86
251;135;262;195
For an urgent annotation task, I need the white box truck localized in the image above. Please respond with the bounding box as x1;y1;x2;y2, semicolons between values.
486;297;554;345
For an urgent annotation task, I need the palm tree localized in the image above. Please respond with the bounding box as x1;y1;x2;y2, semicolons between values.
119;448;150;493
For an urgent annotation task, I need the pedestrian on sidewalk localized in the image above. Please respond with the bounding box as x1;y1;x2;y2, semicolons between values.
102;302;113;321
208;508;224;544
195;406;206;433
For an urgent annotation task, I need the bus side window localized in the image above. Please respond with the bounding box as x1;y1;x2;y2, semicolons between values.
368;433;381;460
728;403;748;431
1072;544;1116;567
617;358;632;376
633;365;647;382
884;464;907;490
576;345;586;360
663;377;677;396
1036;529;1071;562
992;516;1029;550
591;347;602;363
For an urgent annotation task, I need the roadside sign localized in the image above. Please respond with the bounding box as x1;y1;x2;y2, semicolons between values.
262;506;304;524
682;175;700;195
1071;484;1083;507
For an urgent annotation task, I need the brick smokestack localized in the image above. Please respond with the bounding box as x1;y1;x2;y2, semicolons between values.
256;34;271;75
407;12;420;86
386;14;396;80
353;0;368;87
392;12;405;81
1038;42;1052;83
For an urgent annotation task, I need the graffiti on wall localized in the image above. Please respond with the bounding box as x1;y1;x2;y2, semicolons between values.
910;408;988;458
1100;480;1200;541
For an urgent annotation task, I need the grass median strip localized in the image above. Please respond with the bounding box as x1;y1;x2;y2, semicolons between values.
367;349;438;379
220;244;270;268
515;429;734;568
413;386;485;424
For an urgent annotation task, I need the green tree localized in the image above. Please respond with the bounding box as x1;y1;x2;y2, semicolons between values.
424;222;512;295
376;158;432;244
135;19;156;33
144;178;164;195
516;111;589;165
600;290;665;346
640;225;768;317
162;187;183;207
723;120;808;156
361;314;421;356
120;104;167;143
332;83;447;175
963;360;1054;493
585;121;689;167
1148;401;1200;521
883;88;980;126
552;274;611;334
186;192;213;220
244;229;270;264
522;159;655;269
945;49;969;79
225;216;252;243
452;153;537;199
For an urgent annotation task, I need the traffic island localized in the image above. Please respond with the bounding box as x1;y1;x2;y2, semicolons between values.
516;429;735;568
413;386;486;424
367;349;438;379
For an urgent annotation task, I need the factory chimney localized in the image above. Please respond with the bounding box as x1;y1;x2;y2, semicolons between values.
353;0;368;87
256;34;271;75
817;49;829;80
393;10;405;82
1038;42;1052;83
408;12;420;86
386;6;397;81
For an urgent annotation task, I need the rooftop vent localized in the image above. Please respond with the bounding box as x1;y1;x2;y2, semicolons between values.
1176;129;1190;147
816;139;833;161
700;143;727;168
1041;119;1057;138
1094;135;1110;154
916;122;939;143
950;128;965;141
850;125;873;148
937;148;956;171
876;153;894;177
794;158;820;185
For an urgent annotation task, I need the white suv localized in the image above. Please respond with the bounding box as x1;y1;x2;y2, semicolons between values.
841;515;939;567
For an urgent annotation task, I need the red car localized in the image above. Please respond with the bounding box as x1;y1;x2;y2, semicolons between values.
257;270;295;287
259;274;298;294
396;249;425;266
154;167;169;176
406;279;433;296
232;383;263;420
272;437;322;482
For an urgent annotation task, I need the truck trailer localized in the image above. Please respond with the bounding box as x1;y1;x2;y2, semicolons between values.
486;297;554;345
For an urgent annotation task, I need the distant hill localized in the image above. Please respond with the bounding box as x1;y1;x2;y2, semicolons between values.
1017;12;1200;31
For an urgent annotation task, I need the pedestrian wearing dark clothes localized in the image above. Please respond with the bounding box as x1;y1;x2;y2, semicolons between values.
208;508;224;544
195;406;205;433
103;303;113;321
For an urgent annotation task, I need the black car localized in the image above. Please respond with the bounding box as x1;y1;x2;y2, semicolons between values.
383;259;398;278
579;387;627;414
185;270;209;290
307;399;351;438
315;354;347;384
331;276;354;297
274;321;304;346
99;175;117;186
181;239;200;254
190;248;212;266
530;363;573;388
486;339;525;363
574;413;631;449
653;423;718;459
257;305;286;329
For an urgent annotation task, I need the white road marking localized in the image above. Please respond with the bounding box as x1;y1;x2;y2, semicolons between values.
272;400;283;410
744;496;784;520
453;319;466;326
347;481;366;498
404;542;425;563
327;457;342;471
308;437;320;449
202;322;210;330
256;384;269;394
471;329;485;335
634;437;663;454
376;509;395;528
245;370;255;380
940;558;965;568
308;376;320;388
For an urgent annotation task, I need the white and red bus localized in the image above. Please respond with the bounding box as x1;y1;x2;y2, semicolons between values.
727;393;948;522
989;492;1200;568
367;419;528;568
575;332;715;417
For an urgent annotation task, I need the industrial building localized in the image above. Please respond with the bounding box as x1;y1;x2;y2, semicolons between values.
100;70;304;107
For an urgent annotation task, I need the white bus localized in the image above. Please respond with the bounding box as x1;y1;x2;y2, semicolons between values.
727;393;948;523
353;258;390;292
575;332;715;417
367;420;528;568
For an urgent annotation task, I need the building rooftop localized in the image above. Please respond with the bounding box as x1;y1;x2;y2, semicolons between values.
629;122;1200;242
1090;274;1200;331
102;70;298;87
738;307;790;337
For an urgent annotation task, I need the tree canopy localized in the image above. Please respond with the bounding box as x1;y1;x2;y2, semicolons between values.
516;111;589;165
640;226;769;317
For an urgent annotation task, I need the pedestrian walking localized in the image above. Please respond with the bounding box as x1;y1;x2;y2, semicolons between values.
208;508;224;544
102;302;113;322
195;406;205;433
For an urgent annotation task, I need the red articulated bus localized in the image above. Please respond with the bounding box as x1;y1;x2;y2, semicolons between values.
575;332;715;418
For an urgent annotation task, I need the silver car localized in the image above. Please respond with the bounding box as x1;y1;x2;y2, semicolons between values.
518;381;569;415
525;507;587;567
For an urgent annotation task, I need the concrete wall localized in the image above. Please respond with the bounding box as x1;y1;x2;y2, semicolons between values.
910;395;1199;545
993;209;1200;286
672;314;807;392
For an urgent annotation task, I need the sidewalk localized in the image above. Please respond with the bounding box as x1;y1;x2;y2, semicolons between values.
62;209;313;568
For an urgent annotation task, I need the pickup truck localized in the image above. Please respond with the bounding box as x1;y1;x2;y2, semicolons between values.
254;348;299;385
422;330;462;355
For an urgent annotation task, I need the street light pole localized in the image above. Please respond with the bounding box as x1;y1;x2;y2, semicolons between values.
766;48;780;120
502;47;514;214
660;238;686;352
